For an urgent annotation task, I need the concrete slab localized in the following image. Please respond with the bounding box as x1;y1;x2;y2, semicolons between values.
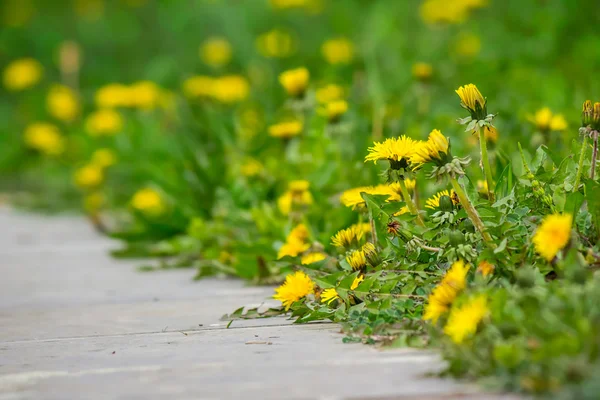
0;208;516;399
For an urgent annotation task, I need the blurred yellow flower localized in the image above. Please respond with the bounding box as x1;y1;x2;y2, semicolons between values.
240;158;264;177
2;0;36;27
212;75;250;103
528;107;568;132
200;37;232;68
83;191;105;213
268;120;303;139
74;164;104;189
23;123;65;156
477;260;495;277
421;0;487;25
277;180;313;215
423;260;470;323
91;148;117;168
320;288;339;305
130;81;161;109
86;109;123;136
74;0;105;20
3;58;43;91
95;83;131;108
484;126;498;142
320;100;348;122
321;38;354;65
412;62;433;81
279;67;309;97
278;238;310;259
532;213;572;261
273;271;314;310
47;85;79;123
301;252;327;265
131;188;165;216
476;179;488;195
182;76;216;98
316;84;345;104
454;32;481;57
444;295;488;344
256;29;295;58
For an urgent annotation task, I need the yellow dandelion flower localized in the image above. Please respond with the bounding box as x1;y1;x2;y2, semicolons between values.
268;120;303;139
278;240;310;259
316;84;344;104
240;158;264;177
550;114;567;131
288;180;310;193
85;109;123;136
331;226;361;248
273;271;315;310
441;259;470;291
279;67;309;97
444;295;488;344
321;38;354;65
320;288;339;305
346;249;367;271
23;123;65;156
47;85;79;123
200;37;232;68
532;214;572;261
91;148;117;168
350;275;364;290
3;58;43;91
212;75;250;103
364;136;419;167
477;260;495;277
412;62;433;81
131;188;165;216
301;252;327;265
339;184;401;209
182;75;216;99
288;223;310;243
74;164;104;189
412;129;449;165
256;29;295;58
455;83;486;119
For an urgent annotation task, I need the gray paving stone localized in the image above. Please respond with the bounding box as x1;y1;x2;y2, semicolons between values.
0;207;516;400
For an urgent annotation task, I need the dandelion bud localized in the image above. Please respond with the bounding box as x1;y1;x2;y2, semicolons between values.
455;83;487;121
582;100;593;127
439;195;454;212
593;102;600;130
448;230;465;246
362;242;381;267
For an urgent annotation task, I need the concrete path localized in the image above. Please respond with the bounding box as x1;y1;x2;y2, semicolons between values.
0;208;515;399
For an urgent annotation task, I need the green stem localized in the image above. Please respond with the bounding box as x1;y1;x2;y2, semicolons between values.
398;178;424;226
450;177;496;249
591;131;598;180
574;135;588;192
478;127;495;202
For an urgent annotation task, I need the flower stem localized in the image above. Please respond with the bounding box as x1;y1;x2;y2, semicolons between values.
574;135;588;192
478;127;495;202
591;131;599;180
450;177;496;248
398;178;424;226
